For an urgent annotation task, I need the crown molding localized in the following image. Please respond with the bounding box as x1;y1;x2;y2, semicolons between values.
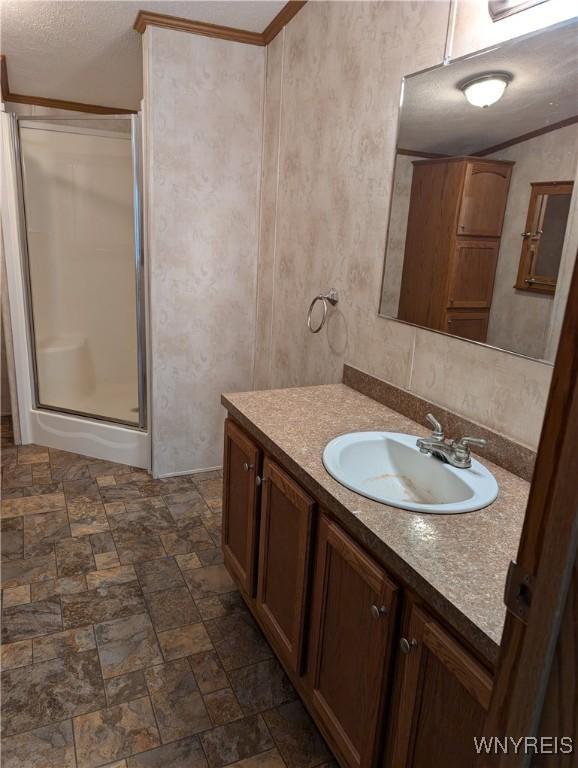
0;54;135;114
134;1;307;46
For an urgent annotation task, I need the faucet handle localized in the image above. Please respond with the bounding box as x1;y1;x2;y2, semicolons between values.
457;436;487;449
425;413;444;440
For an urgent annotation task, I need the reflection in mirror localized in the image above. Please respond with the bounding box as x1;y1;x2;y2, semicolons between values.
379;21;578;363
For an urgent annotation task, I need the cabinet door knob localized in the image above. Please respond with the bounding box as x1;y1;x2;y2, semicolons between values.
243;463;254;472
256;475;263;486
370;604;387;619
399;637;418;654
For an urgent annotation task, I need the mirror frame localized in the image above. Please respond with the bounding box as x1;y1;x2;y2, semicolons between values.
377;19;578;368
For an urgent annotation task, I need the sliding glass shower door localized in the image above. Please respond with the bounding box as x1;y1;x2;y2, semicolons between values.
16;115;145;427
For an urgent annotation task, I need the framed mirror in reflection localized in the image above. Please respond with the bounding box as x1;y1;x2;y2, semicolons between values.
379;21;578;364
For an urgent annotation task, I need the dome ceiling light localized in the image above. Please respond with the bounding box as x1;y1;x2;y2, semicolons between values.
460;73;512;108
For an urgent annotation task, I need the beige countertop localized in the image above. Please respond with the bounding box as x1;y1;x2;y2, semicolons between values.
222;383;529;667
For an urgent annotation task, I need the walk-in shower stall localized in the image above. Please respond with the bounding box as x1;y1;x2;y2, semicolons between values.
2;113;149;467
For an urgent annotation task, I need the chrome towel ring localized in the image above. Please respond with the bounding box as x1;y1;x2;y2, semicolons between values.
307;289;339;333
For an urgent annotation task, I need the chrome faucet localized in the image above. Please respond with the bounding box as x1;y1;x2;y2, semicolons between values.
416;413;487;469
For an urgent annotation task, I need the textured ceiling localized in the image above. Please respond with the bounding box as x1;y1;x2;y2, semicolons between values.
0;0;285;109
399;20;578;155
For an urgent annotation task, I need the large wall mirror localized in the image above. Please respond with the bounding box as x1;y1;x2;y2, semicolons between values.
379;21;578;363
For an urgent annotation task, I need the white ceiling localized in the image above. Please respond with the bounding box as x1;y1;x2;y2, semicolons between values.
0;0;285;110
399;21;578;155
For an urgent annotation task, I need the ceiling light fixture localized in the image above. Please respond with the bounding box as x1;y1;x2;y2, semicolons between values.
460;73;511;108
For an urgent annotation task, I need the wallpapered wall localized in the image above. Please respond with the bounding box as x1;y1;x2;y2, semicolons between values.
252;0;578;450
144;28;265;476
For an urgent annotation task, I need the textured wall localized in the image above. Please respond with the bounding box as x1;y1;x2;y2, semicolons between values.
254;0;562;449
486;125;578;360
145;27;264;475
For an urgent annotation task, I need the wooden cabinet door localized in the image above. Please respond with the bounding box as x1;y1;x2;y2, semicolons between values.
222;419;261;596
256;457;315;674
387;603;492;768
447;239;499;309
444;311;489;343
309;515;398;768
458;160;512;237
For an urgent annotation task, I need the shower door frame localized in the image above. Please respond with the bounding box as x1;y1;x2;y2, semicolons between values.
12;113;147;430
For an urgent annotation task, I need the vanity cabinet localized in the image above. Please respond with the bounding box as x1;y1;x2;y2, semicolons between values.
308;515;398;768
222;418;261;596
386;602;492;768
256;457;315;674
398;156;513;342
221;418;494;768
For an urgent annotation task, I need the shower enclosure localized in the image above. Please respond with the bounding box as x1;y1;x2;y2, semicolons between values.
12;114;146;430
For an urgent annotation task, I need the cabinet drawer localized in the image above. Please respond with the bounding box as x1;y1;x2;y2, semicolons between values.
256;457;315;675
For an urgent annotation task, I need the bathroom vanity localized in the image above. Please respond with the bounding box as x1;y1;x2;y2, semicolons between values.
220;376;530;768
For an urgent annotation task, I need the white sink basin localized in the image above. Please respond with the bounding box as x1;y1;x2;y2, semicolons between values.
323;432;498;514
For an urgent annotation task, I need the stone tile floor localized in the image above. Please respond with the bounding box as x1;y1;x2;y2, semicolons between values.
0;435;334;768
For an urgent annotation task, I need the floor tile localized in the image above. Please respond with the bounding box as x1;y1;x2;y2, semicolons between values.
95;551;121;569
23;509;70;557
175;552;202;571
125;735;208;768
161;524;213;555
198;548;225;566
1;719;76;768
205;612;273;671
1;527;23;560
99;484;143;503
32;463;53;484
3;583;31;607
229;659;296;715
31;574;87;601
62;478;101;502
189;650;229;694
2;482;63;500
50;454;90;482
95;612;163;678
90;530;116;554
96;474;118;487
105;669;148;707
73;696;160;768
1;492;66;519
55;537;96;576
225;748;287;768
85;564;137;590
1;649;105;736
68;499;110;537
145;659;211;742
200;714;274;768
87;459;132;479
0;639;32;670
18;445;49;465
0;552;57;588
2;465;33;489
163;490;207;527
183;564;236;600
204;687;244;726
263;701;331;768
114;532;166;564
33;624;96;662
2;597;62;643
145;586;200;631
134;557;184;593
157;622;214;661
108;498;175;535
61;581;146;628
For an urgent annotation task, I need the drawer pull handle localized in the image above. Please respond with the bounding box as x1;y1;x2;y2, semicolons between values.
399;637;419;654
243;463;254;472
370;604;387;619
